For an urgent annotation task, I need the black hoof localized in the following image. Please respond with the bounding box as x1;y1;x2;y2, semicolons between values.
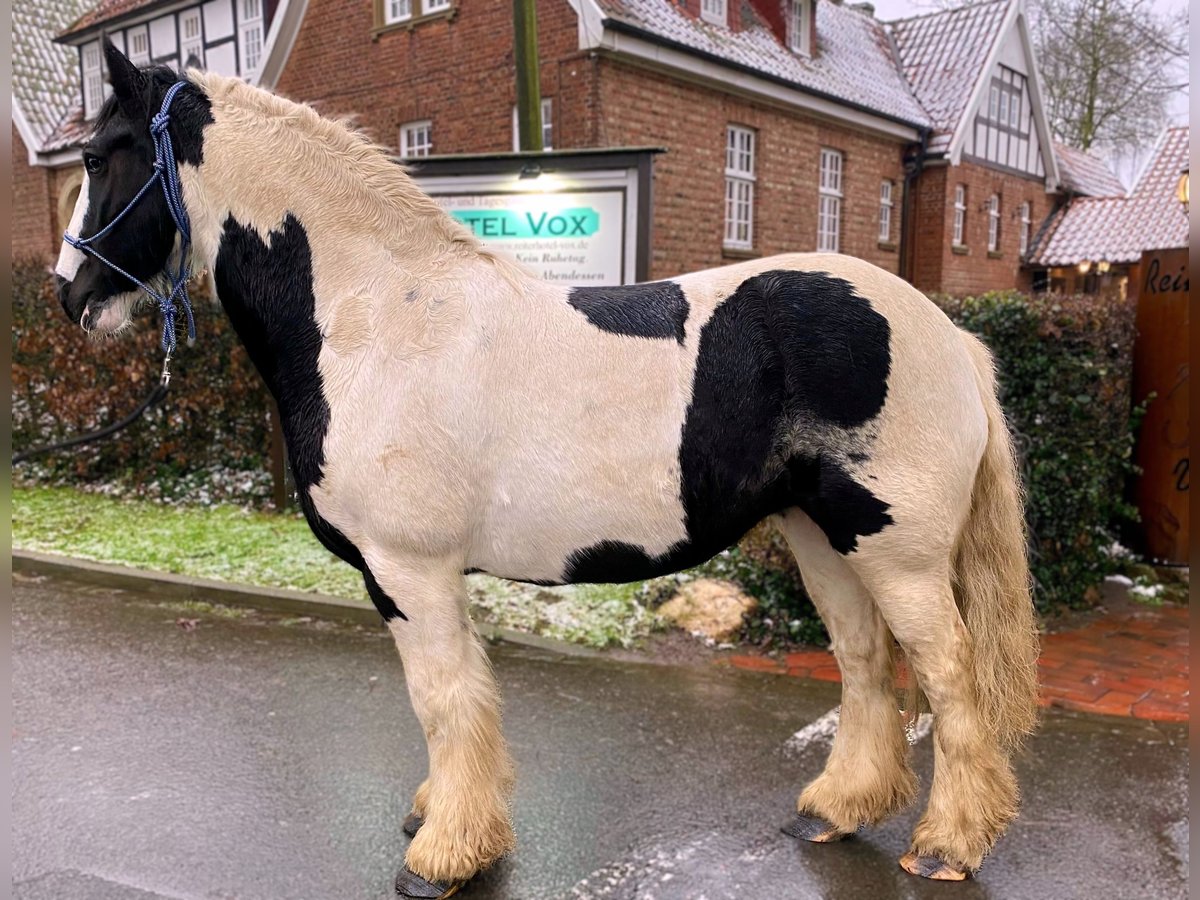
402;812;425;838
781;812;849;843
395;866;463;899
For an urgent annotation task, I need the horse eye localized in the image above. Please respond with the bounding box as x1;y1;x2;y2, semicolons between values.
84;154;105;175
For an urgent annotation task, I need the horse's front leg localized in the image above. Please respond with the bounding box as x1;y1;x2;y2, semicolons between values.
365;555;515;896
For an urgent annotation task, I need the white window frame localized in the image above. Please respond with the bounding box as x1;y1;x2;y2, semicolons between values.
987;193;1001;252
878;179;894;243
425;0;452;10
998;90;1009;127
1018;201;1031;256
384;0;412;23
701;0;727;26
723;125;756;250
400;120;433;158
181;8;204;68
1008;88;1021;128
511;98;553;152
988;85;999;122
789;0;812;56
238;0;264;77
817;148;843;253
952;184;967;246
127;26;150;66
83;41;104;118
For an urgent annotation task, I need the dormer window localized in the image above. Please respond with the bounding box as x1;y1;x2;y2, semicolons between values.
700;0;727;26
790;0;813;56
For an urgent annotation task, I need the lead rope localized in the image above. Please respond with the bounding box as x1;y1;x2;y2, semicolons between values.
63;79;197;357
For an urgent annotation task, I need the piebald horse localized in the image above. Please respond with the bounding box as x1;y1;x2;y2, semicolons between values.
56;43;1039;897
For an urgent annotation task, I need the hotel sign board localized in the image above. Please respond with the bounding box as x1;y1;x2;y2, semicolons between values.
407;149;659;286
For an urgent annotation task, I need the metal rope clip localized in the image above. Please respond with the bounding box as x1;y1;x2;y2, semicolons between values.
160;353;173;387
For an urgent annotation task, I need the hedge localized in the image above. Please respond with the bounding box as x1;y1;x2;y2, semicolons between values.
11;259;273;504
937;291;1138;612
12;264;1138;633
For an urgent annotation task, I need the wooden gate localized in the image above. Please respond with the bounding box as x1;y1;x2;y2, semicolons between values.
1129;247;1189;563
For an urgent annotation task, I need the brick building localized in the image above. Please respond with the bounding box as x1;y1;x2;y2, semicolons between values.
13;0;1134;295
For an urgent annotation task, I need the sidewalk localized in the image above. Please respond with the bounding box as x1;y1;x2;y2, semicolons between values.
726;603;1190;723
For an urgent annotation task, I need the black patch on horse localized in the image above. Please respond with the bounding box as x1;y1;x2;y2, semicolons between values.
214;213;405;621
562;270;893;582
567;282;689;344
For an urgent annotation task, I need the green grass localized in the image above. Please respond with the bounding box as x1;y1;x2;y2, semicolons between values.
13;485;368;599
12;485;665;648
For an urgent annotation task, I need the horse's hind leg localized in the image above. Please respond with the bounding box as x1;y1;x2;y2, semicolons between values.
846;550;1019;879
364;553;515;896
777;509;917;839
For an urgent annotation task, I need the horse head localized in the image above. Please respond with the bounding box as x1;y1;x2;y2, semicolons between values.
55;40;210;338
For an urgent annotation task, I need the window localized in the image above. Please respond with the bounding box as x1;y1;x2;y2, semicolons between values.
127;26;150;66
701;0;727;26
181;9;204;68
878;179;894;243
817;148;843;252
1008;89;1020;128
401;120;433;157
998;90;1009;126
988;85;999;121
83;41;103;118
987;193;1001;252
426;0;451;9
239;0;264;76
511;98;553;151
1018;201;1031;256
723;125;755;249
953;184;967;246
385;0;412;23
789;0;812;56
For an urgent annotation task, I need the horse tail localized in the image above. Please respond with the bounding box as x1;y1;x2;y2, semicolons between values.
952;332;1040;752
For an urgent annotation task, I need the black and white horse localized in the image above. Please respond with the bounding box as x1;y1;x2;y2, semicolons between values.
56;43;1039;897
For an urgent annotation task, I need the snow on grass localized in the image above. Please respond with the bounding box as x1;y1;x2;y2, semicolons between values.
12;485;666;648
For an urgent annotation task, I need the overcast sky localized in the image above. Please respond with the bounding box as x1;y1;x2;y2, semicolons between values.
868;0;1189;185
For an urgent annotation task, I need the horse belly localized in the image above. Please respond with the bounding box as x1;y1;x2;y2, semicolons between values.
467;410;693;584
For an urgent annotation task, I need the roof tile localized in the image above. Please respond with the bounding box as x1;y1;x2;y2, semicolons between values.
1054;141;1126;197
1029;127;1188;265
595;0;931;127
887;0;1009;151
13;0;101;150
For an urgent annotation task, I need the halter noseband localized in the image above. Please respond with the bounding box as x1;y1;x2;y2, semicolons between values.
65;79;197;359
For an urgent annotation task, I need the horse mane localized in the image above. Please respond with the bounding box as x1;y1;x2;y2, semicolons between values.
188;70;528;283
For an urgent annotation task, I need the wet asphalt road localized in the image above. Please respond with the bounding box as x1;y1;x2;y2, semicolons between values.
12;576;1189;900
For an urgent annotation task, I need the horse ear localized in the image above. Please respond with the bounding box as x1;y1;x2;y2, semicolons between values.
103;35;146;105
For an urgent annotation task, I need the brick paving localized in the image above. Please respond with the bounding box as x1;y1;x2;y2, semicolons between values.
725;604;1189;723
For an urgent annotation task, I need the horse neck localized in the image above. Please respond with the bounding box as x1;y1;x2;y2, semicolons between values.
182;98;492;425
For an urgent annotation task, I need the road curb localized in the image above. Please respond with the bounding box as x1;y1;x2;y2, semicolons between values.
11;549;603;658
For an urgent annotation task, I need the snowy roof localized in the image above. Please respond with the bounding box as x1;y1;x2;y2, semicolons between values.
1054;142;1126;198
1029;127;1189;266
59;0;163;40
12;0;101;152
887;0;1009;153
594;0;932;128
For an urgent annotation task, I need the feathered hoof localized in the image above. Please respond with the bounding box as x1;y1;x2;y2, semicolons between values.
781;812;850;843
395;866;465;899
899;851;969;881
402;812;424;838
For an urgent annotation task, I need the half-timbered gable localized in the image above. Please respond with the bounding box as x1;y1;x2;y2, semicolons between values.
56;0;305;120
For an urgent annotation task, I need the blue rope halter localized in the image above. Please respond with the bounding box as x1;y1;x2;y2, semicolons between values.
64;80;197;358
